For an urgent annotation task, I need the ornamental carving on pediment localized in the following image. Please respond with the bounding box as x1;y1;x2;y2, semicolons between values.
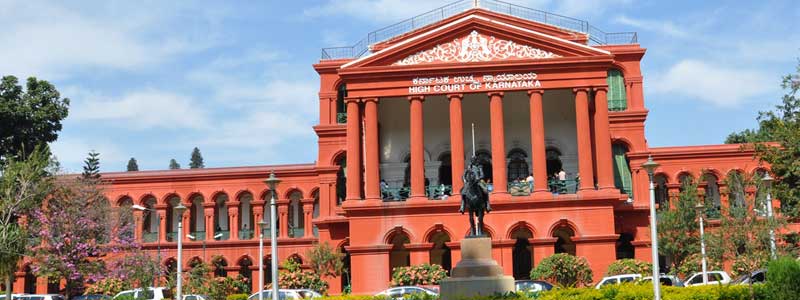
393;30;561;66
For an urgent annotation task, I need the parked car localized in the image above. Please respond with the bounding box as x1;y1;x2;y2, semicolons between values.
684;271;731;286
248;289;321;300
374;286;439;300
595;274;642;289
0;294;26;300
113;287;172;300
732;269;767;285
642;275;685;287
17;295;65;300
73;295;112;300
514;280;554;292
183;295;208;300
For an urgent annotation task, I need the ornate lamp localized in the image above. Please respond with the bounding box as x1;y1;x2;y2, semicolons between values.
641;155;661;300
762;173;776;258
174;203;188;300
694;201;708;284
262;171;281;300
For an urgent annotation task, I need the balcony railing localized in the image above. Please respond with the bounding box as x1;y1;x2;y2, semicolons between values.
260;228;273;238
382;186;411;201
239;229;254;240
509;181;533;196
336;112;347;124
290;228;305;238
215;230;230;240
143;232;158;243
548;179;579;194
321;0;637;59
190;231;205;241
166;232;178;242
427;184;452;200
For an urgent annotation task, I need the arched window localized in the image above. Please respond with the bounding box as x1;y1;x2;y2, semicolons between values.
553;226;576;256
166;196;181;242
340;245;351;292
237;257;253;287
336;84;347;124
616;233;635;259
654;174;669;210
678;174;694;193
545;147;562;177
475;150;493;181
288;191;304;238
213;193;229;240
510;227;533;280
238;192;254;240
703;173;721;219
726;171;746;215
612;143;633;196
117;197;134;241
23;265;36;294
607;69;627;111
507;149;529;182
438;153;453;186
165;258;178;276
212;256;228;277
312;191;320;237
142;196;158;242
428;231;452;275
754;169;769;216
262;191;279;237
336;155;346;205
388;232;410;277
189;195;205;239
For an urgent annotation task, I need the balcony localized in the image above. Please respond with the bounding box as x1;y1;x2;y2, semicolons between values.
337;113;347;124
166;232;178;242
215;230;230;240
548;179;579;194
143;232;158;243
289;227;304;238
260;228;273;238
239;229;254;240
190;231;205;241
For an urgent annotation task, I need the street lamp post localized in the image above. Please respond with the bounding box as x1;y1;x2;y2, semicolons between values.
174;204;188;300
187;233;223;262
642;156;661;300
132;204;162;287
257;220;267;300
263;171;282;300
694;202;709;285
762;173;776;259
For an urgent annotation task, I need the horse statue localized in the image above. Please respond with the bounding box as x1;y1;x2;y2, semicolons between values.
459;156;491;237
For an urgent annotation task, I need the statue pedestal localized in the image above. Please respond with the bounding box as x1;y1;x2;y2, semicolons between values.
440;237;514;300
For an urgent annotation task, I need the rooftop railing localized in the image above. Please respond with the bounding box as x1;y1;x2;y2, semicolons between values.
321;0;638;60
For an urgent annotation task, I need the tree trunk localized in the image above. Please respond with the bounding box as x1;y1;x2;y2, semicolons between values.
5;273;12;300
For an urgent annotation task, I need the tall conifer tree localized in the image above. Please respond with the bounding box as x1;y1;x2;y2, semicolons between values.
189;147;204;169
169;159;180;170
126;157;139;171
82;151;100;179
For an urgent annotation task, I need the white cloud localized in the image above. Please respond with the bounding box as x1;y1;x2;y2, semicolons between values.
0;1;219;79
649;59;777;107
614;15;688;38
50;138;126;174
68;88;210;129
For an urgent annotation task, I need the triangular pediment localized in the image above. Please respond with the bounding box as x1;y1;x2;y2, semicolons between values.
342;13;611;69
393;30;562;66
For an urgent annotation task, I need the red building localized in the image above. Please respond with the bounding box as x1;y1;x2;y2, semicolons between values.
13;1;793;295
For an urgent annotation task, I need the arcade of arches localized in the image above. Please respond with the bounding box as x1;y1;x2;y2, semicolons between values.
12;4;794;296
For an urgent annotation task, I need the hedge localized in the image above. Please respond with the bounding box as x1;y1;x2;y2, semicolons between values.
226;294;248;300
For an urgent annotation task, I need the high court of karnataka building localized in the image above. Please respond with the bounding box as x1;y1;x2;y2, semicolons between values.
14;0;797;295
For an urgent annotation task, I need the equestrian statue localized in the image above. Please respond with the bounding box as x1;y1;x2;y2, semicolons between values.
459;156;491;237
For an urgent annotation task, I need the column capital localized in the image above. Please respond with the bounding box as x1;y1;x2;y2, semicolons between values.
572;87;591;93
407;95;425;102
362;97;379;103
487;91;504;97
446;93;464;100
593;85;609;93
625;76;644;84
318;92;337;99
527;89;544;95
344;97;360;104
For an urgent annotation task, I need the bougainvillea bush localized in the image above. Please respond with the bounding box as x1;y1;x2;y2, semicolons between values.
270;259;328;294
605;259;652;276
390;264;448;287
84;278;130;296
529;254;593;287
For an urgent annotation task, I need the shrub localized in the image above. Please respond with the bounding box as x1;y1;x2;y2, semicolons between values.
730;251;769;278
538;283;762;300
765;257;800;300
529;254;592;288
226;294;248;300
390;264;448;286
270;259;329;294
675;252;723;278
84;278;130;296
605;259;652;276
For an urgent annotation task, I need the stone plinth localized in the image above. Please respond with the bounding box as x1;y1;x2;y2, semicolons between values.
440;237;514;300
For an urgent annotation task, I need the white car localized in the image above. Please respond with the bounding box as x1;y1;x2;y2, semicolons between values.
595;274;642;289
248;289;321;300
0;294;25;300
17;295;65;300
375;286;438;300
684;271;731;286
183;295;208;300
113;287;172;300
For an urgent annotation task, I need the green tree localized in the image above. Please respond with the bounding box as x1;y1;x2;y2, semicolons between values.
127;157;139;172
0;146;53;300
0;76;70;163
189;147;204;169
530;253;593;287
657;179;701;275
82;150;101;179
307;242;345;278
725;59;800;217
169;159;180;170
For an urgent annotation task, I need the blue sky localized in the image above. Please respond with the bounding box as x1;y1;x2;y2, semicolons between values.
2;0;798;172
